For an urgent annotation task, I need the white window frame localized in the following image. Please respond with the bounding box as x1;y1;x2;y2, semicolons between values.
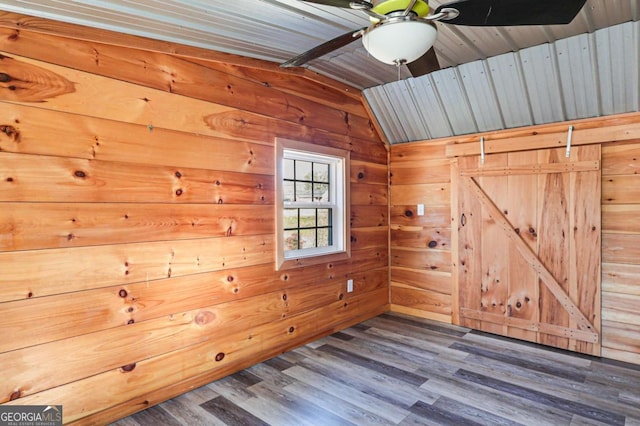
275;138;350;270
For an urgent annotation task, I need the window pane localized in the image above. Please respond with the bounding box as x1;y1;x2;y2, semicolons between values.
283;159;295;180
296;160;312;181
313;183;329;202
296;182;312;202
317;228;330;248
317;209;330;227
300;229;316;248
283;230;300;251
313;163;329;182
283;181;295;202
299;209;316;228
283;209;298;229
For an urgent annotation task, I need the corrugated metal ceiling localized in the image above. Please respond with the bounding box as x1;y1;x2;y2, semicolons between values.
0;0;637;89
365;20;640;143
0;0;638;143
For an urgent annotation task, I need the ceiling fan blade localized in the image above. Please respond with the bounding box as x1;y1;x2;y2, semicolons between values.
406;47;440;77
299;0;372;8
281;27;366;68
435;0;587;26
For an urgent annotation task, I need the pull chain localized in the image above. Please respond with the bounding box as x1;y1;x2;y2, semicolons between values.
394;59;407;81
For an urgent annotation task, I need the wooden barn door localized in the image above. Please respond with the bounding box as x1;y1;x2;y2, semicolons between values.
452;145;601;356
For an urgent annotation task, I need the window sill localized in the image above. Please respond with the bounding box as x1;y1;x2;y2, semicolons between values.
276;250;351;271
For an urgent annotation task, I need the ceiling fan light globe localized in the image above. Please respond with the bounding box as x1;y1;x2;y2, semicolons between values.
362;19;437;65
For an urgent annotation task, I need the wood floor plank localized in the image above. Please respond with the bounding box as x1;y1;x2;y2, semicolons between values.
450;341;589;382
158;396;228;426
293;346;427;408
586;360;640;393
271;349;307;365
330;331;357;341
569;414;615;426
284;364;411;423
244;362;297;389
261;356;295;372
410;342;614;407
171;384;220;405
410;397;527;426
248;381;353;426
399;413;442;426
619;388;640;407
227;369;263;388
463;330;593;368
112;313;640;426
339;325;442;365
454;369;626;426
235;394;304;426
205;376;256;405
426;333;640;424
200;395;269;426
407;400;486;426
457;353;629;416
110;417;140;426
126;405;183;426
359;318;471;360
326;331;435;370
420;376;574;425
429;396;523;426
317;342;429;385
283;380;393;425
378;313;469;337
350;322;372;332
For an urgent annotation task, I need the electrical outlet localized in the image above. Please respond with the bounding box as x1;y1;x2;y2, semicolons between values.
417;204;425;216
347;279;354;293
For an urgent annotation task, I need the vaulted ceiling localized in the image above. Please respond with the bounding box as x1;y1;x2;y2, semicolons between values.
1;0;638;143
365;19;640;143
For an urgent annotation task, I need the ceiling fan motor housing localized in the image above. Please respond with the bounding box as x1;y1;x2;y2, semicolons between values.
371;0;430;18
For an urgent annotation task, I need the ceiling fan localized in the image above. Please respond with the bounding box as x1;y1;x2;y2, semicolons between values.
281;0;588;77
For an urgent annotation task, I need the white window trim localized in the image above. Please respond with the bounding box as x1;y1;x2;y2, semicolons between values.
275;138;350;270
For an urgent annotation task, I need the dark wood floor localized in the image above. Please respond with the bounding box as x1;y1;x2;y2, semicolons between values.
112;313;640;426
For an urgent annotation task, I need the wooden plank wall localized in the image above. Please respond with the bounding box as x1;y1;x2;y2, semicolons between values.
389;141;452;323
389;115;640;365
601;141;640;364
0;14;389;424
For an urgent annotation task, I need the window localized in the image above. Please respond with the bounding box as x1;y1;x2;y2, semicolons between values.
276;139;350;270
